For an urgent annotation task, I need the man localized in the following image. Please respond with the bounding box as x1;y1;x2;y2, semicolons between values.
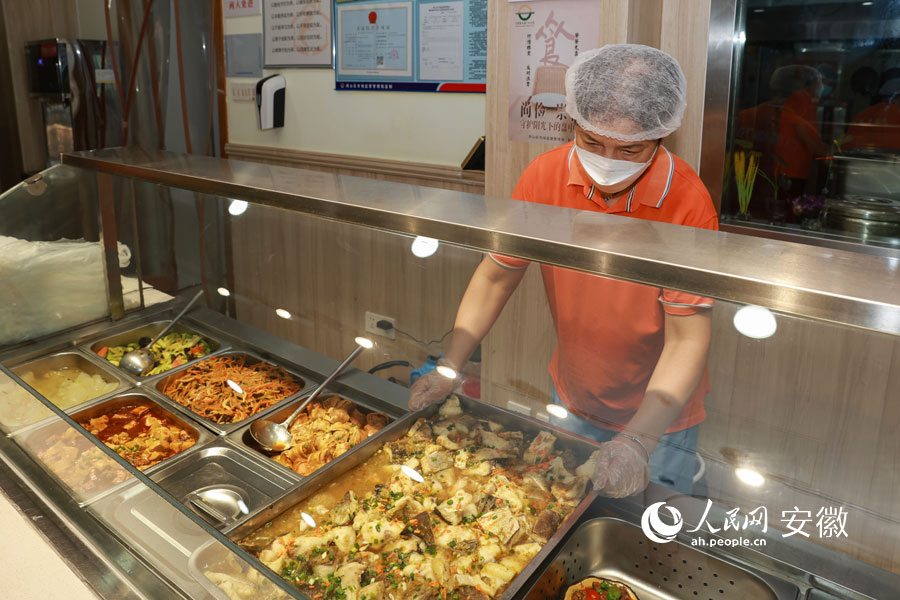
410;45;717;498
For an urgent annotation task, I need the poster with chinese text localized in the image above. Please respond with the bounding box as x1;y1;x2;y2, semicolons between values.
508;1;601;143
335;0;487;92
224;0;261;18
264;0;333;67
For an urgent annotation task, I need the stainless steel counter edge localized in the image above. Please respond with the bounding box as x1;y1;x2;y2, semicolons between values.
62;148;900;335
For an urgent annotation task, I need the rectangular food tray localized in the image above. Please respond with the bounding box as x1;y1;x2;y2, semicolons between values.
226;391;404;483
218;396;601;600
88;480;224;600
519;517;780;600
82;318;227;383
0;350;130;434
7;390;206;508
153;350;316;436
149;439;297;532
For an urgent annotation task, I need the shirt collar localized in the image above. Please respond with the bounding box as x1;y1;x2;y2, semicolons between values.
567;142;676;213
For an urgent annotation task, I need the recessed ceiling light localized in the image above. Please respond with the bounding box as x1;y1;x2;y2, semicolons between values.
735;467;765;487
411;236;439;258
733;305;777;339
228;199;248;216
275;308;291;319
546;404;568;419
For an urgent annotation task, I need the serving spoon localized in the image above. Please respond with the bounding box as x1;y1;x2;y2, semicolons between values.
249;336;374;452
119;290;206;376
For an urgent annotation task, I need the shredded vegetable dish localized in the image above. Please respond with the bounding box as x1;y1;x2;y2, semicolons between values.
234;396;595;600
78;403;197;470
272;395;390;477
96;332;213;376
161;355;302;424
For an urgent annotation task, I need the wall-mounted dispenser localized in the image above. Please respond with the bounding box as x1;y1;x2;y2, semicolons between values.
256;74;285;130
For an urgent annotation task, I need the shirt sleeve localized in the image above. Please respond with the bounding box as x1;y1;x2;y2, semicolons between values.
659;209;719;315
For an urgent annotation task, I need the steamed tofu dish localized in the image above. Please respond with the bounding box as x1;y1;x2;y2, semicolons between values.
237;396;594;600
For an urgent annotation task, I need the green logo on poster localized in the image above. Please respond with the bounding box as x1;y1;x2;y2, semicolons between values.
517;5;535;21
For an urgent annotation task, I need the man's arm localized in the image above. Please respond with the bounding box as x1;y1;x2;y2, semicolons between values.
623;309;712;454
444;256;529;367
590;309;711;497
409;255;528;409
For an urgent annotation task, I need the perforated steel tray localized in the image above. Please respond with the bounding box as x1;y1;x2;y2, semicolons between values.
520;517;779;600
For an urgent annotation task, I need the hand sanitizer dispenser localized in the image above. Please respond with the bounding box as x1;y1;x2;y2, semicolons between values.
256;74;285;130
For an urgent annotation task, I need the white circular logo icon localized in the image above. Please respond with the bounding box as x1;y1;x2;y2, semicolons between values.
641;502;684;544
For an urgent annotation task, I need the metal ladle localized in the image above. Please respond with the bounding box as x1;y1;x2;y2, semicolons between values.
119;290;206;376
249;336;374;452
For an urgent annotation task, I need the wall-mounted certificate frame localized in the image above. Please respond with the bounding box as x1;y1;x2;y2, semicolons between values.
263;0;334;67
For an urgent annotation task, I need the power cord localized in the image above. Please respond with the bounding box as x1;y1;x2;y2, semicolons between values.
376;320;452;349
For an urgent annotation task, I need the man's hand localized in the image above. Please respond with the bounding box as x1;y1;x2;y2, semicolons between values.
408;358;460;410
590;436;650;498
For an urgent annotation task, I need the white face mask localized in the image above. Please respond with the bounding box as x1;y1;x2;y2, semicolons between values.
575;144;657;187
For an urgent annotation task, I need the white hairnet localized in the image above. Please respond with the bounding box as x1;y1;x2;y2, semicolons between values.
564;44;687;142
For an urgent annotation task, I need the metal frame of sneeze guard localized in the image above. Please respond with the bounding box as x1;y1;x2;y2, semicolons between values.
62;148;900;336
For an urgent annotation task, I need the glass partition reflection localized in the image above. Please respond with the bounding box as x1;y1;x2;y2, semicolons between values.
723;0;900;247
4;162;900;598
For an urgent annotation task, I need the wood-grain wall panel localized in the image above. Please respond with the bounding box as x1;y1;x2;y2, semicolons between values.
659;0;711;170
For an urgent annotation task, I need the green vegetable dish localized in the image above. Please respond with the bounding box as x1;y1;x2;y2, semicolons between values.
96;332;214;376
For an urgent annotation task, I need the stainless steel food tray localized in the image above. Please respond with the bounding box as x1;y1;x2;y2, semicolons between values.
88;480;223;600
226;391;404;483
149;439;296;531
153;350;315;435
81;318;227;383
70;391;215;468
225;395;602;600
0;350;130;434
520;517;779;600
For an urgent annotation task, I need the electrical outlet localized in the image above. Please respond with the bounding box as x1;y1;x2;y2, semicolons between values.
365;311;396;339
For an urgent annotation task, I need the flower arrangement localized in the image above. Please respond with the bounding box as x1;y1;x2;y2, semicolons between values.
734;150;760;218
791;188;828;230
791;188;827;218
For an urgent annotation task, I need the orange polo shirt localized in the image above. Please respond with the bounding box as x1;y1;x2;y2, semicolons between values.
491;142;718;433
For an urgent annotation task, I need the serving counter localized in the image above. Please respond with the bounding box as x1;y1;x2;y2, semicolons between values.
0;148;898;600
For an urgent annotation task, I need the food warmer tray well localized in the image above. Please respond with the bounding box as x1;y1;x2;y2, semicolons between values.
83;318;227;383
153;350;315;435
1;350;130;434
220;395;601;600
226;391;404;483
520;517;781;600
149;439;296;531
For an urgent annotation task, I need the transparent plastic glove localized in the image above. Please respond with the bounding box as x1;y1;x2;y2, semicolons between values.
590;437;650;498
408;358;459;410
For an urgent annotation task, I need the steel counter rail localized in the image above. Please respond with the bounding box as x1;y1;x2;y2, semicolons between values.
62;147;900;336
